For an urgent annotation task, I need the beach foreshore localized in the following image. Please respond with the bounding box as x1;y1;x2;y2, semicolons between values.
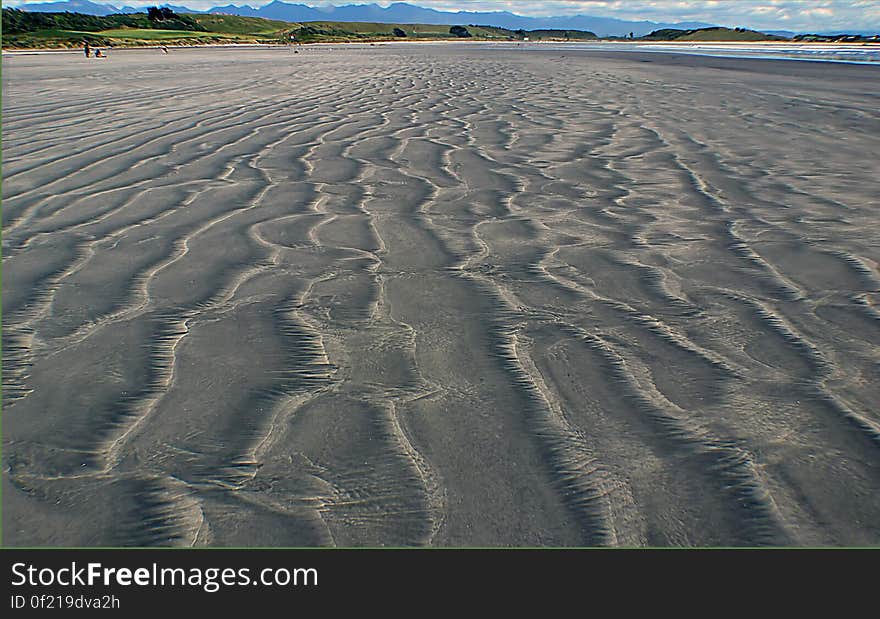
3;45;880;547
5;39;880;49
4;40;878;65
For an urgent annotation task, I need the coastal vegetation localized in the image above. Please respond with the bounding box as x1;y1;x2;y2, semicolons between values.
1;8;598;48
641;26;787;42
6;9;874;49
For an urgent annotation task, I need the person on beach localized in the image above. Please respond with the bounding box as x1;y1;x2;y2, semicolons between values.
84;41;90;58
94;49;104;58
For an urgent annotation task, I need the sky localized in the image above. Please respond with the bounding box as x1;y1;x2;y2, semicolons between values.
7;1;880;31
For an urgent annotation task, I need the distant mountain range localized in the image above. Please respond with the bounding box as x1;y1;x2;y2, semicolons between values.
10;1;878;37
11;1;718;37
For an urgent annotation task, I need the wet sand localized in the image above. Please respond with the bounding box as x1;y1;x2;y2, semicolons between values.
3;45;880;546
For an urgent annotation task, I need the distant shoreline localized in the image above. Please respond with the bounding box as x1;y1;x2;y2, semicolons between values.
5;39;880;49
4;39;879;61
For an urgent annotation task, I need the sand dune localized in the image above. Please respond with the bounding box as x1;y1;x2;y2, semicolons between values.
3;45;879;546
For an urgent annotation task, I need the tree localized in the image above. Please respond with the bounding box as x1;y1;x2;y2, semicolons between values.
393;27;406;37
449;25;471;38
147;6;177;21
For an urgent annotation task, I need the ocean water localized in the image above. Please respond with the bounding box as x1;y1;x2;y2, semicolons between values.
502;42;880;64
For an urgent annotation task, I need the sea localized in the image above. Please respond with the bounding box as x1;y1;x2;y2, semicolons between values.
500;41;880;65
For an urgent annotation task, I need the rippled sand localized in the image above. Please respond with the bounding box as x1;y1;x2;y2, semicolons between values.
3;45;879;546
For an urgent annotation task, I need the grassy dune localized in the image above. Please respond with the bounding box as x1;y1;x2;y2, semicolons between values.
642;26;787;42
189;14;293;35
298;21;509;38
1;10;289;47
1;10;595;48
4;28;271;48
96;29;229;40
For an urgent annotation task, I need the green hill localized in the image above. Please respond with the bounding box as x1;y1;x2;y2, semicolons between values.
1;7;204;34
1;9;292;47
189;14;293;36
641;27;787;42
285;22;515;42
522;29;598;41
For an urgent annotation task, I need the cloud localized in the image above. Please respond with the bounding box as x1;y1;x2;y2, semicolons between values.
6;0;879;31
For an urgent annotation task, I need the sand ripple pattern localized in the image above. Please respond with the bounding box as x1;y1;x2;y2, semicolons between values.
3;46;880;546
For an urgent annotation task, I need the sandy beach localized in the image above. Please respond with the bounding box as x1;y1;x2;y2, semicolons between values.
3;44;879;547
